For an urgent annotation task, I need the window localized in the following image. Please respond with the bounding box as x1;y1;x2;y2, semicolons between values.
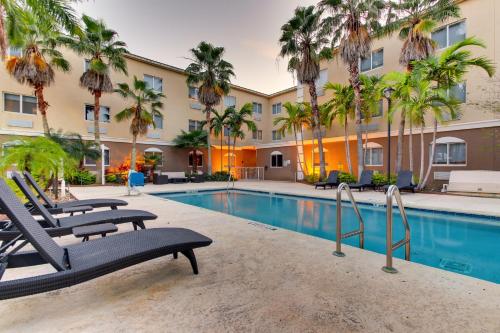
252;102;262;120
224;153;235;168
313;147;328;167
252;130;262;140
8;47;22;57
188;119;203;132
364;143;383;166
224;126;231;137
188;86;199;99
144;148;163;166
224;95;236;108
3;93;37;114
361;49;384;72
153;113;163;129
85;104;110;122
432;21;466;49
84;59;90;72
144;74;163;92
85;147;110;166
432;137;466;165
449;82;466;104
272;130;282;141
272;103;282;115
188;150;203;167
362;100;383;119
271;151;283;168
315;69;328;96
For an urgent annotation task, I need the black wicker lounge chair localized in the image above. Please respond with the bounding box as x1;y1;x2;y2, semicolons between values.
349;170;375;192
0;178;212;300
315;171;339;189
383;170;416;193
23;171;127;214
0;174;157;242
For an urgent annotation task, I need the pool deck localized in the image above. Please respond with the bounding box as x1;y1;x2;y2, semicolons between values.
1;181;499;332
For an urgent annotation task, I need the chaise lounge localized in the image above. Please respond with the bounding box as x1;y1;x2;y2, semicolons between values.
383;170;416;193
0;178;212;300
314;171;339;189
349;170;375;192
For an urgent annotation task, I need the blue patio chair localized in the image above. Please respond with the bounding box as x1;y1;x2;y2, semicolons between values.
128;171;145;195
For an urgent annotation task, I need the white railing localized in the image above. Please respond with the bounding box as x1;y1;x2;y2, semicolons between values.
230;167;265;181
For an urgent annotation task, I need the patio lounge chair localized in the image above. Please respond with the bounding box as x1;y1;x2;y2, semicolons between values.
0;173;157;242
23;171;127;214
0;178;212;300
315;171;339;189
383;170;416;193
349;170;375;192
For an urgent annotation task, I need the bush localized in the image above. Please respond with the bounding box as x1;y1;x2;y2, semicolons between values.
372;173;397;186
338;172;356;184
205;171;236;182
66;169;96;185
304;174;321;184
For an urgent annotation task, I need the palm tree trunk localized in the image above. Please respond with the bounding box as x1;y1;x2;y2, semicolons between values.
131;134;137;171
192;149;198;174
409;116;413;173
420;118;438;190
205;106;212;175
293;125;304;178
227;135;231;174
299;126;309;175
349;62;364;178
0;8;7;59
34;84;50;135
364;127;369;168
344;118;353;174
396;109;406;173
308;82;326;178
220;134;223;172
93;90;102;184
418;125;425;187
232;136;237;179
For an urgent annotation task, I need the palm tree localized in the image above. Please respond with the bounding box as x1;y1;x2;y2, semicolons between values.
226;103;257;175
62;14;128;183
114;76;165;171
414;37;495;189
279;5;332;178
360;74;383;166
320;0;385;177
324;82;355;174
0;0;80;58
207;109;231;172
5;9;70;135
185;41;235;176
273;102;309;176
173;130;208;174
48;130;100;170
382;0;460;172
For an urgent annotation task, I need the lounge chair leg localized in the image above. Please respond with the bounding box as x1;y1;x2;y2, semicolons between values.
134;221;146;230
181;249;199;275
173;252;178;259
111;206;117;210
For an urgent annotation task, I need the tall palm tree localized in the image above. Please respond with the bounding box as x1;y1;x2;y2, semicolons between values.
0;0;80;58
114;76;165;171
414;37;495;189
360;74;383;166
382;0;460;172
185;41;235;176
207;109;231;172
273;102;309;176
324;82;355;174
62;14;128;183
279;5;332;178
320;0;385;177
226;103;257;175
173;130;208;174
5;9;70;135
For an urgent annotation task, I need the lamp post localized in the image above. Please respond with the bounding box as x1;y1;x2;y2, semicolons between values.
383;87;395;178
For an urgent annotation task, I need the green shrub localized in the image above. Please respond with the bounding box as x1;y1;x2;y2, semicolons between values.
372;173;397;186
338;172;356;184
205;171;236;182
304;174;321;184
66;169;96;185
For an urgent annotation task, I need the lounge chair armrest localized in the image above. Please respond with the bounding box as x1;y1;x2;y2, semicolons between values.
73;223;118;239
60;206;93;214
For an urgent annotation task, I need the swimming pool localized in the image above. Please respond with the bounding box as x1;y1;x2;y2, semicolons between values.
154;189;500;283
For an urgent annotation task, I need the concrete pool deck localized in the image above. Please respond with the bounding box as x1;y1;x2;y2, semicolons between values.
1;181;499;332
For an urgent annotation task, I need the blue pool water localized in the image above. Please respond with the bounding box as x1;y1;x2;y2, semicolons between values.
155;190;500;283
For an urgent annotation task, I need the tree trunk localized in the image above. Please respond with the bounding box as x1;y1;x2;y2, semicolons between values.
220;134;223;172
0;7;7;59
364;128;369;168
299;126;309;175
227;134;231;174
349;62;364;178
93;90;102;184
131;134;137;171
34;84;50;135
293;125;304;178
420;118;438;190
344;118;353;174
204;105;213;175
308;82;326;179
232;136;237;179
396;109;406;173
418;125;425;187
409;116;413;173
192;149;197;174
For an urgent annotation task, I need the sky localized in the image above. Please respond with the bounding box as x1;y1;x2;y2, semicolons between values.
74;0;317;95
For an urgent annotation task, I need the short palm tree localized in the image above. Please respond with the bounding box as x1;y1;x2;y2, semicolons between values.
360;74;383;166
320;0;385;177
273;102;309;176
185;41;235;176
324;82;355;174
62;15;128;183
226;103;257;174
382;0;460;172
0;0;80;58
207;109;231;172
49;131;100;170
173;130;208;174
114;76;165;171
279;5;332;179
5;9;70;135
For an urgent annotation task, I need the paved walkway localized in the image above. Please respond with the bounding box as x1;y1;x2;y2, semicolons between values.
0;181;499;332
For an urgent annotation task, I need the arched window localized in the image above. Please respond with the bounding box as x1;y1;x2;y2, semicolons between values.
313;147;328;167
144;147;163;166
224;152;236;168
364;142;383;166
188;150;203;168
432;137;466;165
271;151;283;168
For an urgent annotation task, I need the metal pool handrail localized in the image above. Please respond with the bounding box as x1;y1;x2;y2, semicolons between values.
332;183;365;257
226;172;235;192
382;185;411;273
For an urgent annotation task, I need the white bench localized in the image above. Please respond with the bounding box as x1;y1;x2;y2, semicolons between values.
161;172;188;183
447;170;500;194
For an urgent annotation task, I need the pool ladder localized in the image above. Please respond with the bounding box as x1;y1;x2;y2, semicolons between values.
226;172;235;192
333;183;411;274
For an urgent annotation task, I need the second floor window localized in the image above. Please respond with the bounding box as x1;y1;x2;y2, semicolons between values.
432;21;466;50
361;49;384;72
144;74;163;93
253;102;262;119
362;100;383;119
188;119;203;132
224;95;236;108
272;130;282;141
272;103;282;115
85;104;110;123
153;113;163;129
188;86;199;99
252;130;262;140
3;93;37;114
315;69;328;95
